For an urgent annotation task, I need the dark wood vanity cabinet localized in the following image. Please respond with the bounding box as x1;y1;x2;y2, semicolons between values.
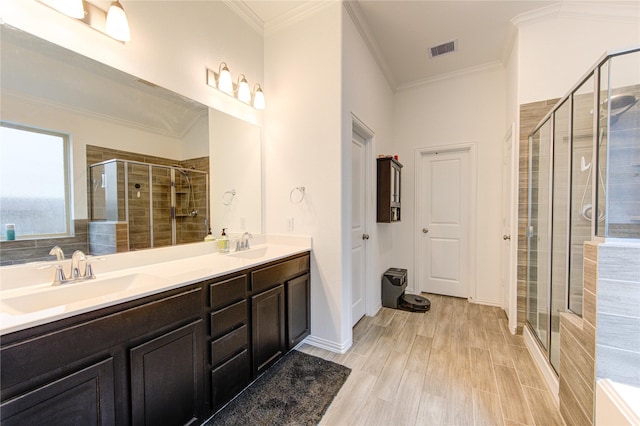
250;254;310;375
0;251;311;424
377;157;402;222
0;285;204;426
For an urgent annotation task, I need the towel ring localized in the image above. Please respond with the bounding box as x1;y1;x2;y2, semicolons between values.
290;186;305;204
222;189;236;206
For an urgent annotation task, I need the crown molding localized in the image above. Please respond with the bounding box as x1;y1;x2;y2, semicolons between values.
512;1;640;28
396;60;504;92
2;89;201;139
343;0;397;90
222;1;264;36
264;1;337;37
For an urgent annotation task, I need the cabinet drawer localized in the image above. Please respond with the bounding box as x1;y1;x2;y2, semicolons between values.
209;275;247;310
251;254;310;293
210;324;247;367
210;300;247;338
211;349;250;411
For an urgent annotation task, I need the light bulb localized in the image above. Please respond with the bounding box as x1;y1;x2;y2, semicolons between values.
218;64;233;94
253;86;265;110
237;76;251;103
106;1;131;42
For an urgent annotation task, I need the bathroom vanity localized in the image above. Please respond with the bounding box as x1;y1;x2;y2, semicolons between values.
0;240;311;425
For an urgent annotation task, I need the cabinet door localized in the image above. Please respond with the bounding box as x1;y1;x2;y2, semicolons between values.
286;273;310;350
130;320;203;426
0;358;115;426
251;285;285;375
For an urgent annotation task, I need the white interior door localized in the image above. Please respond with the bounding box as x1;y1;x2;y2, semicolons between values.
501;124;516;319
351;133;367;325
419;149;469;298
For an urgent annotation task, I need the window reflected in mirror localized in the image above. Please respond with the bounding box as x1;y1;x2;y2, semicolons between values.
0;122;71;239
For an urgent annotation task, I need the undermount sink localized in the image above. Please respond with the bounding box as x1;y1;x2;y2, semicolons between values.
1;273;163;315
228;246;269;260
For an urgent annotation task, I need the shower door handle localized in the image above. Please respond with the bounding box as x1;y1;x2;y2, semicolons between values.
503;234;511;240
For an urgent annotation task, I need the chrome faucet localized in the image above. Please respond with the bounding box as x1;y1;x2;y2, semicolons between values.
236;232;253;251
50;248;96;286
49;246;65;261
71;250;87;279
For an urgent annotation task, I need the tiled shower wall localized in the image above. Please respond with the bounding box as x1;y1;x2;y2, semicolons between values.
0;219;89;265
558;242;597;426
87;145;209;252
595;242;640;387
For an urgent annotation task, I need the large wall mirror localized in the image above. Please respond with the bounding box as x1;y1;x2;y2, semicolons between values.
0;24;262;265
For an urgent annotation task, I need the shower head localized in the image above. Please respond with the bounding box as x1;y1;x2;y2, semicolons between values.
600;93;638;126
604;93;637;117
173;165;190;177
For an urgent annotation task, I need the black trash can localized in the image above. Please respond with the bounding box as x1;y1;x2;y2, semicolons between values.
382;268;407;309
381;268;430;313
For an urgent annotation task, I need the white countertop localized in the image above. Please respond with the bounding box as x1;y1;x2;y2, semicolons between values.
0;235;311;335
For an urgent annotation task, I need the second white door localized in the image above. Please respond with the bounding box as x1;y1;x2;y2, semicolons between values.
419;149;469;298
351;133;367;325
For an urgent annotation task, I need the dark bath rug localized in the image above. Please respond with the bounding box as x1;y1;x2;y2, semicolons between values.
204;350;351;426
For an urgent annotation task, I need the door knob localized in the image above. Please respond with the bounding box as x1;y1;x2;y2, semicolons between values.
362;234;370;240
503;234;511;240
422;228;429;234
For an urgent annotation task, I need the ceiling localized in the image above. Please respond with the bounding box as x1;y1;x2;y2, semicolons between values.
241;0;580;88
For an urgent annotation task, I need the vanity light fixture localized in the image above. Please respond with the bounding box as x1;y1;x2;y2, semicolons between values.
105;1;131;42
252;84;266;110
236;75;251;104
39;0;131;42
206;65;266;109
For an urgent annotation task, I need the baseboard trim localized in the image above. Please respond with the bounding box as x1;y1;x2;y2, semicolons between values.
303;335;352;354
469;298;502;307
523;326;559;404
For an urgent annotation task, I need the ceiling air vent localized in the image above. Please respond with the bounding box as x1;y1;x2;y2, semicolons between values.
429;40;458;58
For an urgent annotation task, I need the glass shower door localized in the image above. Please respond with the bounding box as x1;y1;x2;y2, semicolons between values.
527;119;552;350
128;163;151;251
151;166;173;248
569;74;596;316
550;100;571;371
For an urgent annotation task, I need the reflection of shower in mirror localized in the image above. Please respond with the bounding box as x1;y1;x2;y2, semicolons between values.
175;165;198;217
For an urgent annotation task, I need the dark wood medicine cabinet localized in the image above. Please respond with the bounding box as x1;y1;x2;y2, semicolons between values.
377;157;402;223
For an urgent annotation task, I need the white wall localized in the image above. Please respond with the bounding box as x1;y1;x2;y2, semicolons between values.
517;13;640;105
264;4;346;350
394;65;507;305
342;6;395;321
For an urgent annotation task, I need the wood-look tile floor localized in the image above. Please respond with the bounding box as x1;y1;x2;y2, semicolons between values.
298;294;565;426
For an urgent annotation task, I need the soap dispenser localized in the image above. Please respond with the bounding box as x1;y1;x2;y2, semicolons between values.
218;228;230;253
204;228;216;242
